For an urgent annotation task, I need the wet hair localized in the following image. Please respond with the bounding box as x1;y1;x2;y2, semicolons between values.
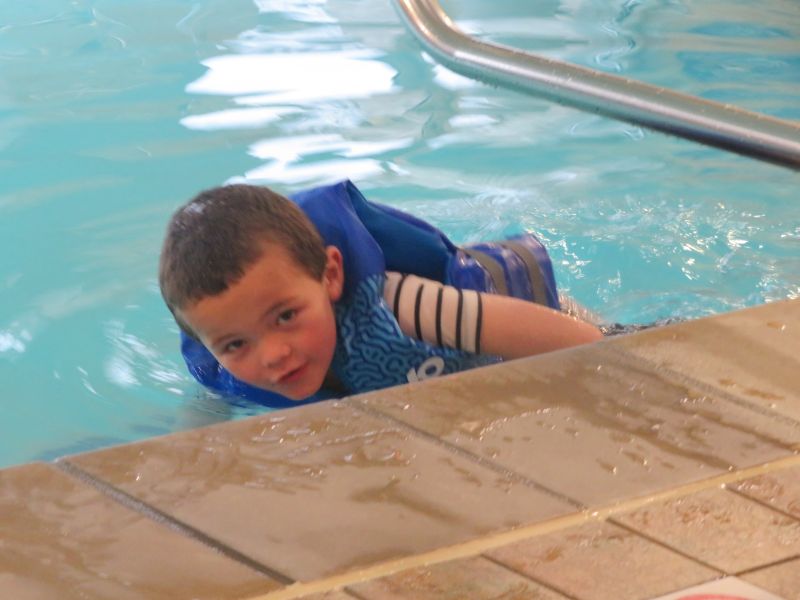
158;184;327;333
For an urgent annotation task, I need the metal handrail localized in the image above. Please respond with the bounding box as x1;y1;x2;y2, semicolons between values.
394;0;800;170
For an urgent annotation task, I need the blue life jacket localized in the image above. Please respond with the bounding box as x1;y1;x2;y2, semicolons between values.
180;180;560;408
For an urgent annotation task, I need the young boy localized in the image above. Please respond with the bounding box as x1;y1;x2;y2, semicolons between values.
159;180;602;407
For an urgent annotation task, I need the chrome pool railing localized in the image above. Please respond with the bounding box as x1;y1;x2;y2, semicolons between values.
393;0;800;171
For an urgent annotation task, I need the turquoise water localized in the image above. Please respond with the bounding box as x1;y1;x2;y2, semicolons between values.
1;0;797;467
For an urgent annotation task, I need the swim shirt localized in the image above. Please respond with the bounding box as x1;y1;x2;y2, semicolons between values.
384;271;482;354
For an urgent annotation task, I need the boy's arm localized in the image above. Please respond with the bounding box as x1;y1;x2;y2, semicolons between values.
384;272;602;358
478;292;602;359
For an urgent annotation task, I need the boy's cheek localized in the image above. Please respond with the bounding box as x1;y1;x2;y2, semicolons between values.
225;361;253;384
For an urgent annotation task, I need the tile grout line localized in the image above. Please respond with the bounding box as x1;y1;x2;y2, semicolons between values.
726;485;800;532
342;588;373;600
734;553;800;577
350;400;586;510
238;453;800;600
55;459;296;587
605;481;800;577
480;554;583;600
606;517;725;575
349;340;800;519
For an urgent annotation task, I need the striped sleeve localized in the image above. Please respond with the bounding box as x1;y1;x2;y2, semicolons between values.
384;272;483;354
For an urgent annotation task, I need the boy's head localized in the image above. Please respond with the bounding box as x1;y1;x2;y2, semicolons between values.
159;184;328;322
159;184;344;400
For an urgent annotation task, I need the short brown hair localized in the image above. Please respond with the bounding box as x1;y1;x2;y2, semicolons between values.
158;184;327;330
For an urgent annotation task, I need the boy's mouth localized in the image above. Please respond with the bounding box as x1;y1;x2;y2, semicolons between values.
278;363;307;385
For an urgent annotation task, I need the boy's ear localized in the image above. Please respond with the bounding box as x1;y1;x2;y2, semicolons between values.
324;246;344;302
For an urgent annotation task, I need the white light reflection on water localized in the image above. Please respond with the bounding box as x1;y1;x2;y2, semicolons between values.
104;320;187;392
183;45;400;182
252;0;335;24
180;106;300;131
248;135;414;161
235;134;414;183
240;158;384;185
0;330;29;354
186;50;396;103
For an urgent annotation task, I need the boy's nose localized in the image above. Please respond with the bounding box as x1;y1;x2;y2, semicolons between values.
260;339;291;368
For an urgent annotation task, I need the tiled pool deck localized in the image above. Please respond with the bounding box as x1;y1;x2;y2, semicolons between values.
2;299;799;599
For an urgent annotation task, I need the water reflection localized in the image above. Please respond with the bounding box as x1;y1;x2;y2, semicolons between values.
183;41;400;183
240;157;384;185
185;50;396;102
180;106;299;131
252;0;335;24
234;133;413;183
0;329;29;354
104;320;187;394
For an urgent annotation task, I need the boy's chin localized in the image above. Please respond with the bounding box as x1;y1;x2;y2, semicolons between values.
245;366;329;401
268;377;325;402
282;389;317;401
251;384;316;402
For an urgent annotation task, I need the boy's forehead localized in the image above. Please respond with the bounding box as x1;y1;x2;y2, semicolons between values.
258;241;302;270
181;245;313;320
256;240;315;275
257;241;294;262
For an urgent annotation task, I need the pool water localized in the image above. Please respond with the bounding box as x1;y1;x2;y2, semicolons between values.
1;0;797;467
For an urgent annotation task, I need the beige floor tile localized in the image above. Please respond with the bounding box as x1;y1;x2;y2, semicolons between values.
613;299;800;423
732;465;800;519
487;520;717;600
358;344;798;506
0;462;280;600
348;556;568;599
67;401;574;582
742;558;800;600
615;487;800;573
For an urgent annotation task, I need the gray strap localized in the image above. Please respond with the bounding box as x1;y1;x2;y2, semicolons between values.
496;240;548;306
459;247;509;296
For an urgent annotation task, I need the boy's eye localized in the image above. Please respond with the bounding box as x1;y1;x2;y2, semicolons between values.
276;309;296;325
222;339;245;354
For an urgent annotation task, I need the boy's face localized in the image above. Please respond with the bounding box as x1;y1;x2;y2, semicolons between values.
179;243;344;400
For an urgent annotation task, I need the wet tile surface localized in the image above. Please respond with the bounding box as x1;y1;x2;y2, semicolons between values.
614;299;800;423
358;344;799;506
615;487;800;573
67;401;574;581
0;462;279;600
732;465;800;519
6;301;799;598
487;520;717;600
742;558;800;600
348;556;568;599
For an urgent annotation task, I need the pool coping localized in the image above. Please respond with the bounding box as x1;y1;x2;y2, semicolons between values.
2;298;799;599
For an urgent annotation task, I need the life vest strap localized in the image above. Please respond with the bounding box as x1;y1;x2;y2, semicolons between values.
460;240;550;306
459;246;509;296
496;239;549;306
